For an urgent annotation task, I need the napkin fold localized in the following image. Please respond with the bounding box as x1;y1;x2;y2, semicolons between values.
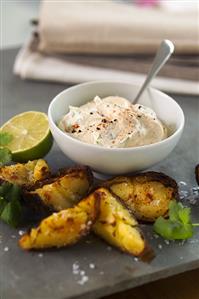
14;36;199;95
38;0;199;55
14;0;199;95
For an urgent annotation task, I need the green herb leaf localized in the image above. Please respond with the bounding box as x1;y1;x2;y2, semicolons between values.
154;217;175;240
172;223;193;239
169;200;182;222
153;200;195;240
0;183;22;227
0;132;13;146
0;147;12;166
0;182;13;197
1;198;22;227
178;207;191;225
0;196;7;214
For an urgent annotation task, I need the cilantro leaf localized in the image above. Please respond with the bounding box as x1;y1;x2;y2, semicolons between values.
169;200;182;222
154;217;175;240
178;207;191;225
1;198;22;227
153;200;195;240
0;132;13;146
0;147;12;166
0;132;13;166
154;217;193;240
172;223;193;239
0;182;13;197
0;196;7;214
0;183;22;227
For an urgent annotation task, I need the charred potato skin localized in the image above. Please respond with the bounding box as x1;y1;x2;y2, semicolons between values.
22;166;94;213
135;172;178;196
0;159;51;187
102;172;179;222
32;160;51;183
195;164;199;186
103;172;179;197
93;188;151;258
24;166;93;191
19;193;100;250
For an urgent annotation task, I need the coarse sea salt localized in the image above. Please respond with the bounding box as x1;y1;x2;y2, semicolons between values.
18;230;25;236
186;187;199;205
89;263;95;269
72;262;79;271
77;275;88;285
178;181;187;186
178;181;199;205
73;269;79;275
72;262;89;286
178;240;185;246
164;240;170;245
188;239;199;244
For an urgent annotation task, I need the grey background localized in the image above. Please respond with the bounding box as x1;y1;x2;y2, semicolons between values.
0;48;199;299
1;0;39;49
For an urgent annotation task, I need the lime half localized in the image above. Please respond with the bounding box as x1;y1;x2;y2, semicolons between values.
0;111;53;162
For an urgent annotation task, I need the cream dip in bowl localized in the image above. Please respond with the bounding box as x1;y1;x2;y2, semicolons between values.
59;96;168;148
48;81;184;174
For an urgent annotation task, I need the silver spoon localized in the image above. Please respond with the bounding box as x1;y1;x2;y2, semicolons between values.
133;39;174;104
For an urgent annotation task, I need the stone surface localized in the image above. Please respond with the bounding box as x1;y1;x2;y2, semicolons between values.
0;49;199;299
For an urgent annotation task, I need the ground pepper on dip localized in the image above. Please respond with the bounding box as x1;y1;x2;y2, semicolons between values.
59;96;167;148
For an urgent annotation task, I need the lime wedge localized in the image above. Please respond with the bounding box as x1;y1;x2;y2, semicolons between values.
0;111;53;162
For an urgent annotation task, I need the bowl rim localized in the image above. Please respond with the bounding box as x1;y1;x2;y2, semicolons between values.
48;80;185;152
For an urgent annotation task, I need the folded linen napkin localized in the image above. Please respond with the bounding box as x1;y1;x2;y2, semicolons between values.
38;0;199;55
14;1;199;95
14;36;199;95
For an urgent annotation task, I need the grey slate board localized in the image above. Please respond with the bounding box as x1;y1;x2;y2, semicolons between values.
0;49;199;299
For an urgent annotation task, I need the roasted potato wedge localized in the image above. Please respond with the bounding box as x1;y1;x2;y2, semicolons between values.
195;164;199;186
0;159;50;186
23;166;93;212
103;172;178;222
93;188;147;257
19;193;100;250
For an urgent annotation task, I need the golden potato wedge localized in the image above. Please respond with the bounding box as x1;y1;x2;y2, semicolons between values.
23;166;93;212
195;164;199;186
93;188;148;257
103;172;178;222
0;159;50;186
19;193;99;250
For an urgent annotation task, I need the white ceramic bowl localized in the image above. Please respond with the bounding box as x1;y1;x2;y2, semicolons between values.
48;81;184;175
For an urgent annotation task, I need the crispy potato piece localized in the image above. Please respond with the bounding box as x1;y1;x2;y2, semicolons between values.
93;188;147;257
19;193;99;250
195;164;199;186
103;172;178;222
24;166;93;212
0;159;50;186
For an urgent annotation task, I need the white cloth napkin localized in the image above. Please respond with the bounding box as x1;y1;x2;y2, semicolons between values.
14;1;199;95
14;38;199;95
38;0;199;55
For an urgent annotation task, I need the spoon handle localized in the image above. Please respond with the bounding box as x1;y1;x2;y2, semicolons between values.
134;40;174;104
